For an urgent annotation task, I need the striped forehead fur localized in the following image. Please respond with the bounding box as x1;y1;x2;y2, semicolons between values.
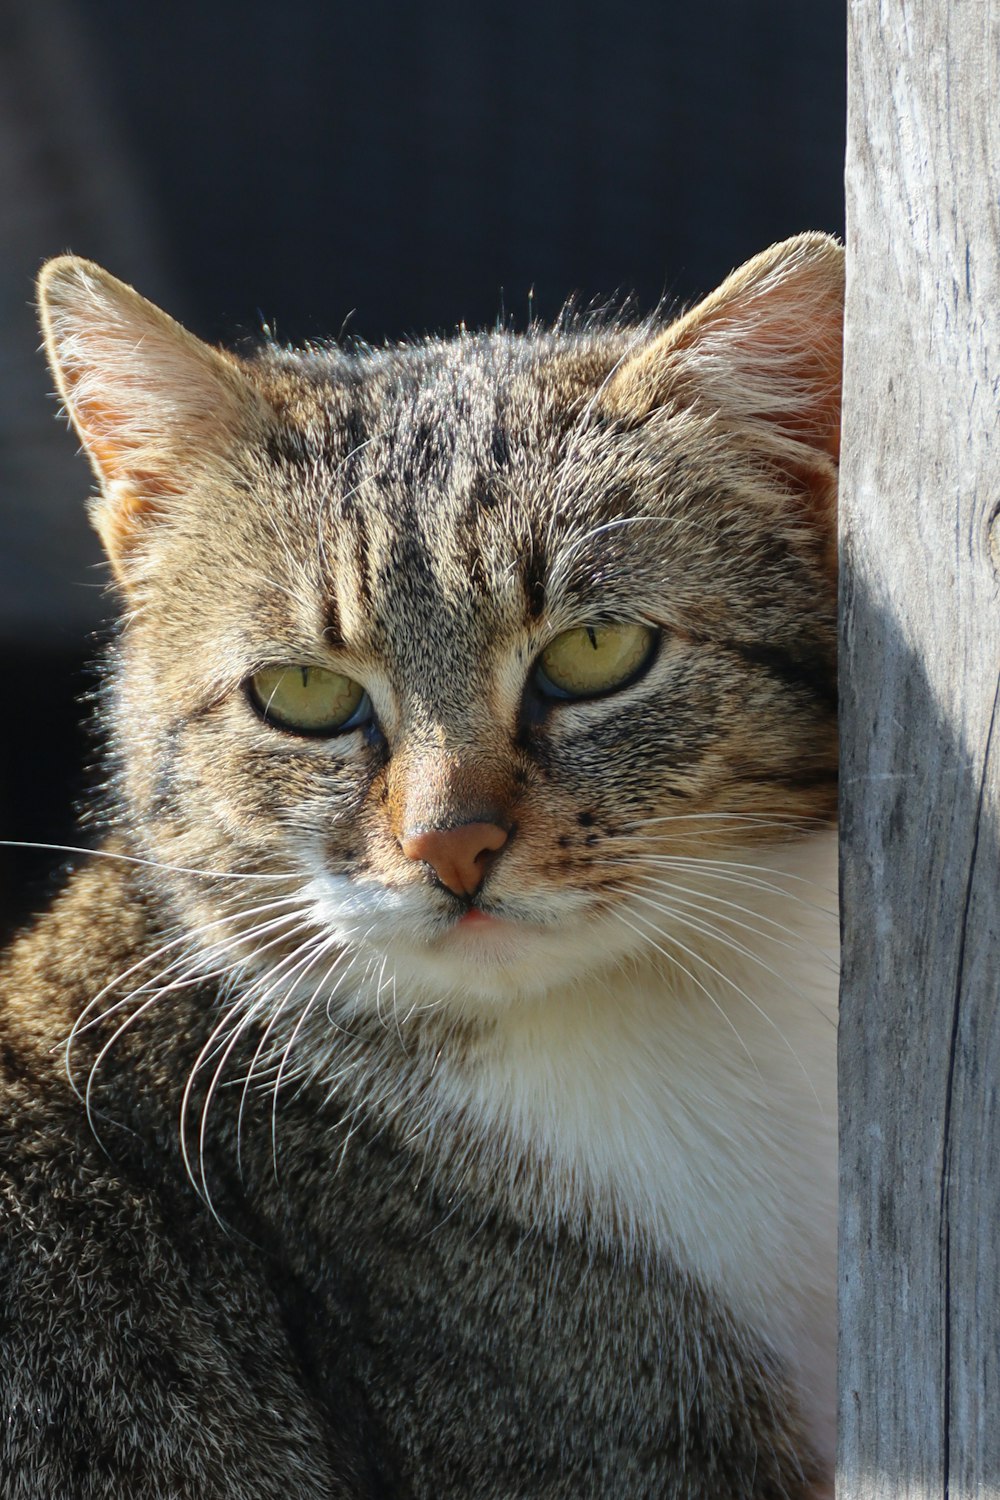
241;333;835;649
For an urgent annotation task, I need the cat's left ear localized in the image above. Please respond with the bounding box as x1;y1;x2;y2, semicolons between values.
38;255;269;586
606;231;844;516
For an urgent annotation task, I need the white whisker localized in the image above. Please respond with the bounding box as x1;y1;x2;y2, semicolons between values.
68;894;305;1057
267;936;349;1176
181;921;328;1210
614;852;837;912
0;838;298;883
72;902;310;1134
622;882;835;1017
618;889;821;1104
609;869;838;970
609;905;760;1074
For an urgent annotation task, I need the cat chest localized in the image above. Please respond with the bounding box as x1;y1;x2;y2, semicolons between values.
270;1125;814;1500
238;933;836;1483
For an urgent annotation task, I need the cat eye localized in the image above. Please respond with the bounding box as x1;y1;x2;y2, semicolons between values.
248;665;370;735
535;623;656;700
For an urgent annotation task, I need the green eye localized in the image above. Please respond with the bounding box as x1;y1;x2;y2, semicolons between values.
536;623;656;700
248;665;369;735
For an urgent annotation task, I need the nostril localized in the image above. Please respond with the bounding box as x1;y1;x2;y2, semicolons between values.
471;824;508;859
400;820;509;896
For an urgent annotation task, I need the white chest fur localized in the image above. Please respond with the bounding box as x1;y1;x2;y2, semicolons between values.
434;832;839;1470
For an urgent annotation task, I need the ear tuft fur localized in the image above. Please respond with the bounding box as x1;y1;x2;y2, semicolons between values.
37;256;264;584
604;234;844;570
607;233;844;463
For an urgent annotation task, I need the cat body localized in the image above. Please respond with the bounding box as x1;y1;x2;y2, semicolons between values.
0;236;842;1497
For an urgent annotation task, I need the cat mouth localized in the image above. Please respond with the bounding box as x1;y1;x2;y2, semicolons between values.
437;902;538;955
456;908;499;928
446;906;518;944
436;909;537;973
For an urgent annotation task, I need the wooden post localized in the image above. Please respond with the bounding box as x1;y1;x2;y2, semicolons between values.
839;1;1000;1494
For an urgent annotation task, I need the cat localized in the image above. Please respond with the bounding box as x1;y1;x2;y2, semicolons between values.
0;232;842;1499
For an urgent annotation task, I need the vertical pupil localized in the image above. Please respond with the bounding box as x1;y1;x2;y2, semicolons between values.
300;667;309;687
586;628;598;649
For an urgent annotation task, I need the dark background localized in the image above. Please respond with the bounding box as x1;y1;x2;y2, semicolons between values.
0;0;845;936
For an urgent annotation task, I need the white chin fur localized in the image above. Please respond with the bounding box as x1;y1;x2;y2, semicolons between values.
302;873;643;1006
380;915;642;1005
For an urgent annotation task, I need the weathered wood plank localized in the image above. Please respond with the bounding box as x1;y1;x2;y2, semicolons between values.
839;1;1000;1495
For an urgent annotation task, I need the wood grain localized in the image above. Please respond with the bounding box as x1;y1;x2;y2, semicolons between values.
839;1;1000;1495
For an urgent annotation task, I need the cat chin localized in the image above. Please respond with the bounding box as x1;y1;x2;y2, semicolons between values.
365;918;640;1010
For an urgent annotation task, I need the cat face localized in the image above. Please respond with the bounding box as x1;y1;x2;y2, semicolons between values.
39;236;842;1012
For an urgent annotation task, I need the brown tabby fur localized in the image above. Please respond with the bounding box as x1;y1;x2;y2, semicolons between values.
0;234;842;1497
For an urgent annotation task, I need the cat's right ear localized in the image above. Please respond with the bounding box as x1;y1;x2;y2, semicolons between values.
602;234;844;550
37;256;267;587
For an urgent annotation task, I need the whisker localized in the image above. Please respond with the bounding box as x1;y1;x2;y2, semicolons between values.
243;939;364;1127
181;921;329;1209
660;865;837;917
612;853;837;912
610;869;838;968
609;905;760;1075
0;838;299;883
622;883;837;1011
82;982;175;1146
266;936;351;1177
78;922;306;1118
68;895;306;1049
626;812;831;829
67;900;309;1109
618;890;822;1104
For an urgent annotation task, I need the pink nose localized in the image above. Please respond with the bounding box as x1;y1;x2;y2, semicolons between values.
400;821;509;896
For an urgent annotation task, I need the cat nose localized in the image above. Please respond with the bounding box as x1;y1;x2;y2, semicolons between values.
400;821;509;896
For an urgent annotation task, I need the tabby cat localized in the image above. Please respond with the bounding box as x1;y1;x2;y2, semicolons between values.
0;233;842;1498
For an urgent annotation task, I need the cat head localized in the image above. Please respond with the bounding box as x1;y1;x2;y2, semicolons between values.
39;236;842;1014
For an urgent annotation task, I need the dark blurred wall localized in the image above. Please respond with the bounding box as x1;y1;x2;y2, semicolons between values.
86;0;845;342
0;0;845;935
